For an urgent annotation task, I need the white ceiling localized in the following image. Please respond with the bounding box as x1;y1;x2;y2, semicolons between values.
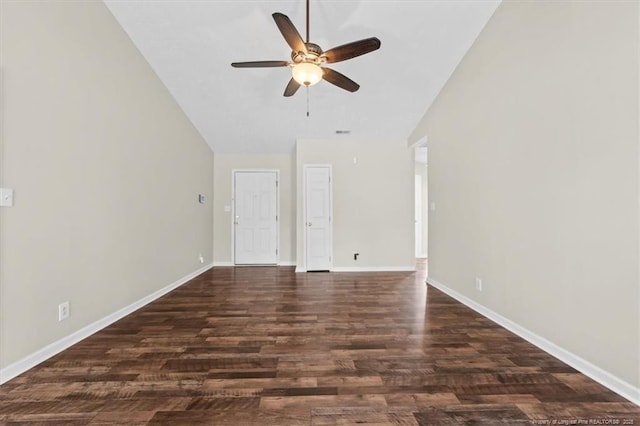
104;0;500;153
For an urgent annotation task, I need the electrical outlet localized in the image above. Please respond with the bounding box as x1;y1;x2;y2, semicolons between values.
198;253;204;264
475;277;483;292
0;188;14;207
58;301;70;321
353;253;359;261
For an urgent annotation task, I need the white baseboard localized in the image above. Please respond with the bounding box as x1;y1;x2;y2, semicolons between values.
295;266;415;273
426;277;640;406
213;262;295;267
331;266;416;272
212;261;234;267
0;263;213;385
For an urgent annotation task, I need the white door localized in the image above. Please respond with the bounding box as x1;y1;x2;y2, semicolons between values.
304;166;332;271
234;171;278;265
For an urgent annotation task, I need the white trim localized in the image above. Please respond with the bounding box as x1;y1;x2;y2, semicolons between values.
213;261;234;267
0;263;213;385
426;277;640;406
232;169;280;266
332;266;416;272
409;135;428;149
214;261;295;267
295;266;307;273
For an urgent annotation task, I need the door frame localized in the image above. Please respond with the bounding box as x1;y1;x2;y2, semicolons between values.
415;174;422;257
231;169;280;265
412;137;429;259
302;164;333;271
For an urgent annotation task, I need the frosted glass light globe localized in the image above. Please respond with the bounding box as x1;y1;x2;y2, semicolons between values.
292;62;323;86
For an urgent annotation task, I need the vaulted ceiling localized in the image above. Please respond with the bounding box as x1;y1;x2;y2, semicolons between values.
104;0;500;153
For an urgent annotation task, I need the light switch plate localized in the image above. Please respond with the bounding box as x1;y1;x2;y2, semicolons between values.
0;188;14;207
224;205;231;212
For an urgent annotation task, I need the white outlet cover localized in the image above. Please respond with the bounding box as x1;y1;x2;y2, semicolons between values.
0;188;14;207
58;301;70;321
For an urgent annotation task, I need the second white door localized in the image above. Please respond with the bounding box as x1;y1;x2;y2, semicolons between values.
304;165;332;271
234;171;278;265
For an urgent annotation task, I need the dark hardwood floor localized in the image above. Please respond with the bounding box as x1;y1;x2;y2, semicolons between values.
1;261;638;425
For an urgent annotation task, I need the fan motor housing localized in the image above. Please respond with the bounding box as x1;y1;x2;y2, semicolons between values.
292;42;325;64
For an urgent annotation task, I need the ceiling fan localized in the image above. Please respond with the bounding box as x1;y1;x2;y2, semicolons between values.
231;0;381;97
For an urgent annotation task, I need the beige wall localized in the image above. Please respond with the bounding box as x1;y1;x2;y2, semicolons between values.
411;0;639;389
0;1;213;369
212;153;296;264
296;139;415;270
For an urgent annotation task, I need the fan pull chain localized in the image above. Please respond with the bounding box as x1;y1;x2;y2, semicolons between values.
306;86;310;117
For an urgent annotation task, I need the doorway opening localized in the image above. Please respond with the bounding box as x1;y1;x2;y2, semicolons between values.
414;145;428;265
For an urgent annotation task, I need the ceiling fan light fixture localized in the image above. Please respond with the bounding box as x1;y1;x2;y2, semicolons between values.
231;2;381;97
292;62;323;86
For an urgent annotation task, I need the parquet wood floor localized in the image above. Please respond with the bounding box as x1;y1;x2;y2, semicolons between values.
1;261;638;425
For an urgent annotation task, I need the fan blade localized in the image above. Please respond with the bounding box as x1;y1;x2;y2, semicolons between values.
322;67;360;92
273;13;307;53
323;37;381;63
231;61;289;68
284;78;301;97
